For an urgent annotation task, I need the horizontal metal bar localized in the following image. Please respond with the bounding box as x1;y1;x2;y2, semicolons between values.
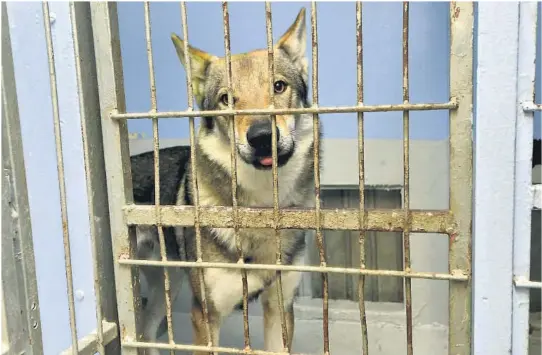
532;184;541;209
522;102;542;111
117;258;469;281
60;321;118;355
124;205;456;233
513;277;542;289
123;340;312;355
111;100;458;119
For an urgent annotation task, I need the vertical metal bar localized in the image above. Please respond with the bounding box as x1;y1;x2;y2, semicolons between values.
355;2;369;354
90;3;140;353
310;3;330;354
221;2;252;350
42;2;79;352
70;2;121;352
449;2;474;355
401;3;413;355
68;2;105;353
512;2;538;354
143;2;176;352
265;3;289;349
179;2;214;349
1;4;44;352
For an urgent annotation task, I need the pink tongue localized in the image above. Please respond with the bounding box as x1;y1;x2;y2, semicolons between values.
259;157;273;166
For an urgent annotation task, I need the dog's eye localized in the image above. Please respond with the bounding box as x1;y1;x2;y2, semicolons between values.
220;93;233;106
273;80;287;94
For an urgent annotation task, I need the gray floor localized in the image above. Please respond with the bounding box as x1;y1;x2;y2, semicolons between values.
159;312;446;355
155;310;541;355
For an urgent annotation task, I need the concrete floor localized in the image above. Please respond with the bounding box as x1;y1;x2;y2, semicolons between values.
140;277;541;355
154;310;542;355
157;311;449;355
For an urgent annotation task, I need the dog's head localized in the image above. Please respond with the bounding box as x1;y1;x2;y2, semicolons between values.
171;8;310;170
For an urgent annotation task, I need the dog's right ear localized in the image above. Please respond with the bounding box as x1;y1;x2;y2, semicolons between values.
276;8;307;76
171;33;216;107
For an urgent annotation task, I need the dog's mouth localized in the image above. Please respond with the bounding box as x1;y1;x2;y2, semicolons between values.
259;157;274;166
238;146;295;170
253;150;294;170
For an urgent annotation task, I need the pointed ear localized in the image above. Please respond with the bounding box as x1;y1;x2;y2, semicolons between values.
171;33;216;107
276;8;307;73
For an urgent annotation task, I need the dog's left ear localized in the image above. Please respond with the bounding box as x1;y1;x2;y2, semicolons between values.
276;8;307;74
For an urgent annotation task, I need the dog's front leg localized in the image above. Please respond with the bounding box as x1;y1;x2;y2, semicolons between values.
191;299;221;355
137;226;184;355
262;295;294;353
261;270;301;353
141;265;184;350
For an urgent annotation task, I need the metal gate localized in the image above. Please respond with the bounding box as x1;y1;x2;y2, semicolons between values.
1;1;483;354
89;1;473;354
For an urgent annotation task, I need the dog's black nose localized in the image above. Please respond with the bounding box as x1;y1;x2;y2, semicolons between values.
246;121;280;154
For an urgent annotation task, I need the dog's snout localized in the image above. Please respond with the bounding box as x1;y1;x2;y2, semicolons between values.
246;121;280;154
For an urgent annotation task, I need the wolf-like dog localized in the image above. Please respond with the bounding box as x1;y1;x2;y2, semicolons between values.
131;8;320;355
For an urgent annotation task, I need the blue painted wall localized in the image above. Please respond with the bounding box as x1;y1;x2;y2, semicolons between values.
118;1;453;141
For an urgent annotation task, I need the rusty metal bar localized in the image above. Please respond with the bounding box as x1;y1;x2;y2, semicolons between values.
124;340;314;355
401;3;413;355
448;2;474;354
118;258;469;281
144;2;157;111
221;2;252;350
179;1;214;348
309;3;330;354
89;3;140;354
143;2;176;351
124;205;457;232
355;3;369;354
68;2;106;352
265;2;289;350
111;100;457;120
43;2;79;352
